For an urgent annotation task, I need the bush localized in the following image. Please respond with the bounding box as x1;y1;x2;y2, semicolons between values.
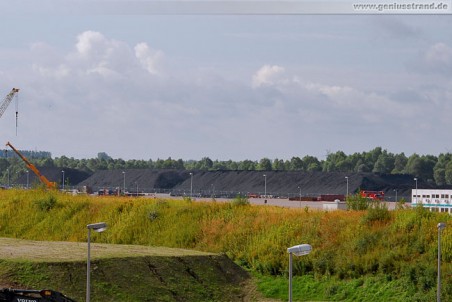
362;201;391;224
35;195;57;211
346;194;369;210
231;195;250;206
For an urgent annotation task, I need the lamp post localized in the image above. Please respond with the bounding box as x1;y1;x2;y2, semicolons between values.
345;176;349;197
7;168;9;188
62;170;65;190
122;171;126;194
288;244;312;302
414;177;418;203
263;174;267;198
86;222;107;302
189;172;193;198
394;189;398;203
298;186;302;208
437;222;446;302
26;170;29;189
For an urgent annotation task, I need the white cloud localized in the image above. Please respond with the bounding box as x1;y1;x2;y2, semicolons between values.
252;64;285;88
134;42;164;75
425;43;452;67
410;42;452;75
1;20;451;161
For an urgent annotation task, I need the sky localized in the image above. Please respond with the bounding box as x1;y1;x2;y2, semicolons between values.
0;1;451;161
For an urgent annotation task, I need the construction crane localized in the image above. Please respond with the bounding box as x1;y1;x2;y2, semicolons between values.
6;141;56;189
0;88;19;134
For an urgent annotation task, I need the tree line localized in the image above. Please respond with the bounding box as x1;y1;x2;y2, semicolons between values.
2;147;452;186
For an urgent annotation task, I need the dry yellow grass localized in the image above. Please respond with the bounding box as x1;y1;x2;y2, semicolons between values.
0;237;213;262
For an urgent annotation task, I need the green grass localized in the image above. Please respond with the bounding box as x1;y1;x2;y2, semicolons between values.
255;273;438;302
0;189;450;301
0;255;251;302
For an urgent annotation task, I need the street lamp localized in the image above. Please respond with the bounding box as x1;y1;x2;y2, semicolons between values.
414;177;418;203
288;244;312;302
26;170;29;189
263;174;267;198
189;172;193;198
394;189;398;203
7;168;9;187
86;222;107;302
122;171;126;194
345;176;349;197
61;170;65;190
437;222;446;302
298;186;302;208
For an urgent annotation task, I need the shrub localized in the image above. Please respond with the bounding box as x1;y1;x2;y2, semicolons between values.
395;197;407;210
231;195;250;206
346;194;369;210
35;195;57;211
362;201;391;224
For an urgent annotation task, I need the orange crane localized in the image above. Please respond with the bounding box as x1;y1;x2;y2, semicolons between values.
6;141;56;189
0;88;19;133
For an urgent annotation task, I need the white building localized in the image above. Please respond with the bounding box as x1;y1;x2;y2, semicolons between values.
411;189;452;213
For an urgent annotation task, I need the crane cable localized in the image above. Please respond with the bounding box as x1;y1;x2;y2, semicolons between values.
15;92;18;136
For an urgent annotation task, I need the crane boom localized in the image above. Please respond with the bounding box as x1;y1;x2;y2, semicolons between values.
0;88;19;119
6;141;56;189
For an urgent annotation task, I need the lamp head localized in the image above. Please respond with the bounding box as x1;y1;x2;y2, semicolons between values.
287;244;312;256
438;222;446;230
87;222;107;233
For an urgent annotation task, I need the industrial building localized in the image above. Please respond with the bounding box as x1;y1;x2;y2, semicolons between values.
411;189;452;213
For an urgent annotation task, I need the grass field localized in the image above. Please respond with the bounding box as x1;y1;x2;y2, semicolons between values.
0;189;450;301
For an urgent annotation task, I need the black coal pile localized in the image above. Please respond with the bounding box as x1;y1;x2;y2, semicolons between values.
15;167;92;188
75;170;439;200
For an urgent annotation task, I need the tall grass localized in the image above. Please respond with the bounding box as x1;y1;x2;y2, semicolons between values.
0;189;450;300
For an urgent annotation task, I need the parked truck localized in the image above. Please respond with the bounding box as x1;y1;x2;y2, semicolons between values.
360;190;385;201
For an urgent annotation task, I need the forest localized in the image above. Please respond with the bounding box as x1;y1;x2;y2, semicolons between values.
1;147;452;186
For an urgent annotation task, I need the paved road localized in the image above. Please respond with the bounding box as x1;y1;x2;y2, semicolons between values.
154;194;402;210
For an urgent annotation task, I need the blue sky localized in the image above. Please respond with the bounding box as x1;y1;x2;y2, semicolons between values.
0;1;451;161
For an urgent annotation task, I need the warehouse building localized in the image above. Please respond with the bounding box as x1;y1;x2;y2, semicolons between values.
411;189;452;213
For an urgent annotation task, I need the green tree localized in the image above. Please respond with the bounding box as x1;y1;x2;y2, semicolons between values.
433;153;452;185
198;157;213;170
445;161;452;185
272;158;285;170
323;151;347;172
404;154;421;176
257;158;272;171
289;157;303;171
392;153;407;174
97;152;112;161
373;151;395;173
302;155;321;172
238;160;256;170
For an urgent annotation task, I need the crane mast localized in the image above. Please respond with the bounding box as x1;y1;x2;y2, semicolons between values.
5;141;56;189
0;88;19;134
0;88;19;118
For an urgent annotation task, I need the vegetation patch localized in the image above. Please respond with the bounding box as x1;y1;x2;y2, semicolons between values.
0;189;450;301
